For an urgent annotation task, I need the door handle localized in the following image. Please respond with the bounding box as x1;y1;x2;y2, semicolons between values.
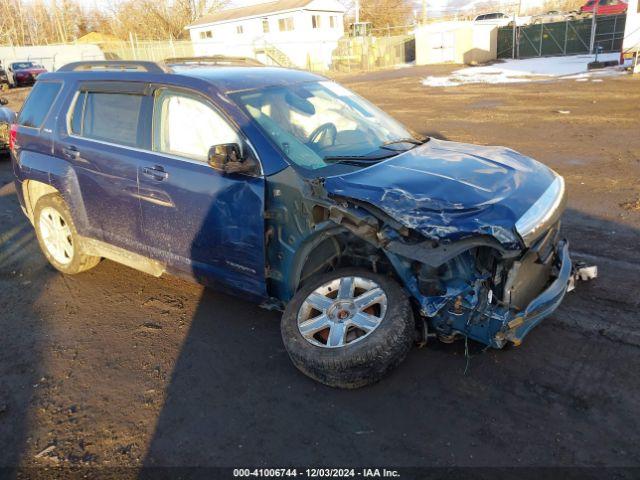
62;146;80;160
141;166;169;181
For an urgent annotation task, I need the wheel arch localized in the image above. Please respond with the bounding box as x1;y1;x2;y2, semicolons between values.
291;225;396;295
22;163;89;233
22;179;59;222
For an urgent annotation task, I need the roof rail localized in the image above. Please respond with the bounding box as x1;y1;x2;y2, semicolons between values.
164;55;264;67
57;61;169;73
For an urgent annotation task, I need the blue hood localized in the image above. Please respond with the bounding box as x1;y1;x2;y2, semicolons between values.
323;139;557;246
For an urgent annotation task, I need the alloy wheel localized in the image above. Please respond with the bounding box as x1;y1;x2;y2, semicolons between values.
297;276;388;348
39;206;74;265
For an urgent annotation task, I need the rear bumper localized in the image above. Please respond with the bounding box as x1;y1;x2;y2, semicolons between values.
13;178;27;217
498;240;572;346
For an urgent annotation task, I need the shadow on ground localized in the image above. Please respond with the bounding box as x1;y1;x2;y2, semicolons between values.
141;206;640;468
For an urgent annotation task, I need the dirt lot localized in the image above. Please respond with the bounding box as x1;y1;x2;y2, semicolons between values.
0;68;639;475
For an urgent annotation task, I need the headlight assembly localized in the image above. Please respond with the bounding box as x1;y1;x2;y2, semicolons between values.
515;175;566;247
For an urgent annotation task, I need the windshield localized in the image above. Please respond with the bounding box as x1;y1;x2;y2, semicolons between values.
231;81;418;170
12;62;37;70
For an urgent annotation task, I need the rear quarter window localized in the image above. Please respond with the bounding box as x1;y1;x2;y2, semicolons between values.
18;81;62;128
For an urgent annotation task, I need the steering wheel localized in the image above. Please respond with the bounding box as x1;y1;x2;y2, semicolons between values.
308;122;337;148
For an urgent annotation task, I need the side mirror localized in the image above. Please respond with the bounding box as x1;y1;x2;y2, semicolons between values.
207;143;240;170
208;143;258;175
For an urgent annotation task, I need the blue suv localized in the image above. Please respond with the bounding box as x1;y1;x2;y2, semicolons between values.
12;60;574;388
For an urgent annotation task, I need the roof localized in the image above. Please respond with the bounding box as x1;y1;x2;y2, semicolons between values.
188;0;342;27
46;64;324;94
175;66;324;92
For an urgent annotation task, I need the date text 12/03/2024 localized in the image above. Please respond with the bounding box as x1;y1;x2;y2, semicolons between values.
233;468;401;478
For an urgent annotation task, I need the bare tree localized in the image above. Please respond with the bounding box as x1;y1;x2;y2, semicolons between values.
344;0;415;28
0;0;229;45
108;0;229;40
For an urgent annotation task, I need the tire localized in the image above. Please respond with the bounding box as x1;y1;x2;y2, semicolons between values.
281;267;415;389
33;193;101;274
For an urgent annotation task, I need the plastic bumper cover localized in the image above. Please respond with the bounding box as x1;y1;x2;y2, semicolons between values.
499;240;572;346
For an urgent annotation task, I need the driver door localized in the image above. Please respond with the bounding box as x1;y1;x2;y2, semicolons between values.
137;86;267;298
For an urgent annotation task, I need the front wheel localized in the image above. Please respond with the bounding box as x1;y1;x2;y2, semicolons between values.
281;268;415;388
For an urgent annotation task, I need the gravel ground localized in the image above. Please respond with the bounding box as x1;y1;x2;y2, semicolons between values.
0;69;639;476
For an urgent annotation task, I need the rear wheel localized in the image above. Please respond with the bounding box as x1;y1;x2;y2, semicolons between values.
281;268;415;388
34;194;100;274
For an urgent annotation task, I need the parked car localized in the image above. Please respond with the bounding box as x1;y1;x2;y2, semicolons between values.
580;0;628;15
531;10;572;23
7;61;47;88
11;60;577;388
473;12;514;26
0;97;15;152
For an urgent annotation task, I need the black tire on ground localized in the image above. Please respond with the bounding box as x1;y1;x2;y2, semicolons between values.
281;267;415;389
33;193;101;274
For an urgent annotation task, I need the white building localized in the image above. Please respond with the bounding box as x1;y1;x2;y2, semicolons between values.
415;21;497;65
623;0;640;72
186;0;346;70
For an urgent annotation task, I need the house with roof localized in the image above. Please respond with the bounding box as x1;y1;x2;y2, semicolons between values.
185;0;346;70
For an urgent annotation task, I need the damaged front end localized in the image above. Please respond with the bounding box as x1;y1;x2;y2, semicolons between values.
264;140;584;349
322;193;573;348
386;229;572;348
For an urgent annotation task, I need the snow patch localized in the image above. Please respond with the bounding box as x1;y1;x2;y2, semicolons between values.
422;54;626;87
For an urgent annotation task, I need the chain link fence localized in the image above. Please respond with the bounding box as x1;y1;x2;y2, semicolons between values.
329;35;415;72
65;30;416;73
498;14;626;59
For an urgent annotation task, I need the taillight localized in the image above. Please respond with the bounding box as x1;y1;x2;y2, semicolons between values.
9;123;17;151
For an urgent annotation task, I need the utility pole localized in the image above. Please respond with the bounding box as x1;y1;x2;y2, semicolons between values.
589;1;599;53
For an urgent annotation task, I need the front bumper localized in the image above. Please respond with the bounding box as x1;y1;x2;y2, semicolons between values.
497;240;572;346
415;239;573;348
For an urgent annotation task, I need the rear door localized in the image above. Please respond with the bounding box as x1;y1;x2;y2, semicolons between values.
136;86;267;298
56;81;151;253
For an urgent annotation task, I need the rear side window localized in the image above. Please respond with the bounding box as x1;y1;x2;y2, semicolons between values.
70;91;144;147
18;82;61;128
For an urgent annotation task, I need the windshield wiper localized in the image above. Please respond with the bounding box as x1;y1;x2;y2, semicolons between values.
383;137;423;146
323;153;397;164
380;137;425;151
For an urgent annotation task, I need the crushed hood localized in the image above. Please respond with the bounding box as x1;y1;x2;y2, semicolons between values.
323;138;557;246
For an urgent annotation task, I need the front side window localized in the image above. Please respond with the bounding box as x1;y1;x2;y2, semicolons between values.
153;89;239;162
232;81;414;171
19;81;62;128
70;91;143;147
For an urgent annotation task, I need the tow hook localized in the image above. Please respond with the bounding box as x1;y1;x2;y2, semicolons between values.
568;261;598;292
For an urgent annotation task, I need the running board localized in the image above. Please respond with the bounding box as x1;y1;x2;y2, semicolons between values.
81;237;166;277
